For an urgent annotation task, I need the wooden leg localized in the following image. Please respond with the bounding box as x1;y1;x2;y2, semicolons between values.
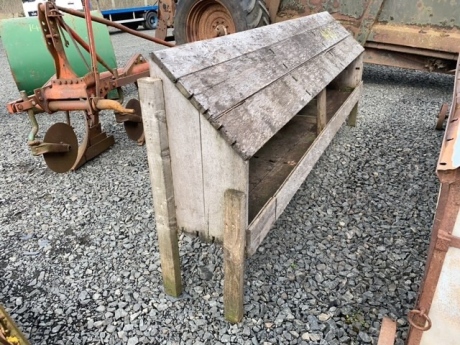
138;77;182;297
316;88;327;135
223;189;246;323
347;103;359;127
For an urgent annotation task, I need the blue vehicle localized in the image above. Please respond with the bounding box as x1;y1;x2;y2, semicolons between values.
101;4;158;30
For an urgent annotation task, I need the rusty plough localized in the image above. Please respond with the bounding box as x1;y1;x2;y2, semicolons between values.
4;0;172;172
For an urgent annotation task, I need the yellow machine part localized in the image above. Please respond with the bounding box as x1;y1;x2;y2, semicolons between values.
0;304;30;345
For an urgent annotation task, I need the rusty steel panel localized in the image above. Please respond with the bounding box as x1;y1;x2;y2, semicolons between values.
278;0;365;18
277;0;460;72
367;24;460;54
379;0;460;28
403;59;460;345
419;246;460;345
278;0;460;28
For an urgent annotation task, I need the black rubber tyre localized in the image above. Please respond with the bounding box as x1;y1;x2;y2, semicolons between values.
143;11;158;30
174;0;269;45
123;22;139;30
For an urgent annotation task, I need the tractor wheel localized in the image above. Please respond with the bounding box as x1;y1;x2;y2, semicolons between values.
174;0;269;45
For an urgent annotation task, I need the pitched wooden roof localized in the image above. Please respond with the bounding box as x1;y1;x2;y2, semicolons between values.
151;12;364;160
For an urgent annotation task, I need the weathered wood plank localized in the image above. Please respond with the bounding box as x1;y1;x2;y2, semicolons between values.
149;63;207;236
216;36;364;160
179;21;350;115
317;88;327;135
275;83;362;216
330;53;364;90
151;11;334;81
138;77;182;297
331;53;363;127
200;111;249;241
223;189;247;323
348;104;359;127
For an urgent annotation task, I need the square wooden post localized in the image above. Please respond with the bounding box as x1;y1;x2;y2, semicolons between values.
223;189;247;323
348;103;359;127
138;77;182;297
331;53;364;127
316;88;327;135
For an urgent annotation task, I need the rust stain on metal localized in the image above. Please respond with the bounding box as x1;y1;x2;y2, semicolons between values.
7;1;152;172
406;60;460;344
408;309;432;331
367;24;460;54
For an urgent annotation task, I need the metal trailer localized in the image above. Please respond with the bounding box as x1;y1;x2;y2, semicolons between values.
100;5;159;30
22;0;83;17
168;0;460;73
377;57;460;345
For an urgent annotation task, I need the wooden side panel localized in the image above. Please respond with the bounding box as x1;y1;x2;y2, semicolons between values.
200;113;249;241
149;63;207;235
151;11;334;81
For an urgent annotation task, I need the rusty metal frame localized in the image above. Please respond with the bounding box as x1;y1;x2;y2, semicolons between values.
404;57;460;344
6;0;170;171
155;0;176;41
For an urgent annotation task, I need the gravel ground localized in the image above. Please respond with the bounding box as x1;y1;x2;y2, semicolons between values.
0;27;455;345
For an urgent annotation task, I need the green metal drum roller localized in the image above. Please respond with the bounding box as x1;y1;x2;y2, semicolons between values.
0;11;117;95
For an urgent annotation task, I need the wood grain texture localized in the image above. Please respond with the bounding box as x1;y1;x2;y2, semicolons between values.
348;103;359;127
330;53;364;90
246;198;276;256
223;189;247;323
317;89;327;135
218;37;364;160
200;113;249;242
149;63;207;236
152;11;334;81
180;21;350;116
150;13;363;161
138;77;182;297
248;114;317;222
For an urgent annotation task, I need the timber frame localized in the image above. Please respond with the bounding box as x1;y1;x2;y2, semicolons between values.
139;12;364;323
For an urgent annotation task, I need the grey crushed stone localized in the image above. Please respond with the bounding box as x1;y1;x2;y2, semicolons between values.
0;27;454;344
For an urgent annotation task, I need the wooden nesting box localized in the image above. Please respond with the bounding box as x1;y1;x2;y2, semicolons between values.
138;12;364;323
